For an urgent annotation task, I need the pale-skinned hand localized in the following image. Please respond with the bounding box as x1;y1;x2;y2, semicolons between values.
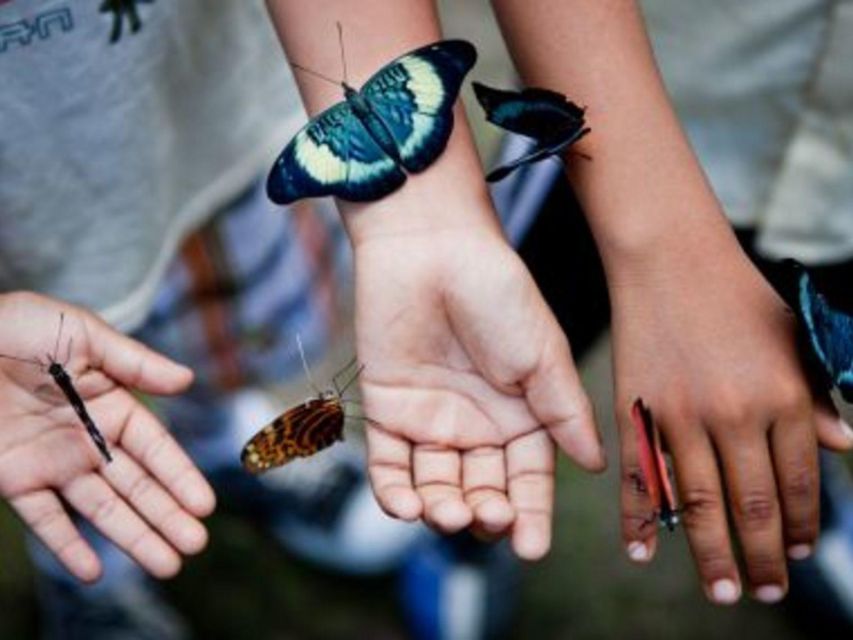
353;226;605;560
0;292;215;583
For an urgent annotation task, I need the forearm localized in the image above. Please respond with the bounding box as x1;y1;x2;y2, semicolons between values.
264;0;501;245
492;0;739;280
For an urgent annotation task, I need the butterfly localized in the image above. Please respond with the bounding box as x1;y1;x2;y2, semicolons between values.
629;398;680;531
0;313;112;463
267;27;477;205
790;262;853;403
240;342;362;474
472;81;590;182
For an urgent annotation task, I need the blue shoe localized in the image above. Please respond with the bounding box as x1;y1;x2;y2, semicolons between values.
400;532;521;640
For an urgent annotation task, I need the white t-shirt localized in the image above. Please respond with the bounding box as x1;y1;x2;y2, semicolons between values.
0;0;304;330
643;0;853;265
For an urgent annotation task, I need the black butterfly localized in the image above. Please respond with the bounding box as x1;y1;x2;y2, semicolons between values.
789;262;853;403
472;82;590;182
267;30;477;205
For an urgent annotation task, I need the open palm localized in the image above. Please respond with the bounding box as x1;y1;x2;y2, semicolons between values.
0;292;215;582
355;229;604;559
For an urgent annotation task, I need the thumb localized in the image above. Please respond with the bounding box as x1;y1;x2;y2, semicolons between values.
524;330;605;472
814;394;853;452
85;314;194;395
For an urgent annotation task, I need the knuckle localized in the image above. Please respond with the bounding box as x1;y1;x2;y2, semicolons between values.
734;492;777;529
91;495;120;524
782;466;816;503
31;505;64;533
127;474;155;504
680;486;722;527
773;381;810;418
621;464;648;497
706;398;754;432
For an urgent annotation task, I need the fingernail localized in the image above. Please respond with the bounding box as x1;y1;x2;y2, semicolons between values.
754;584;785;604
627;541;649;562
787;544;812;561
710;579;740;605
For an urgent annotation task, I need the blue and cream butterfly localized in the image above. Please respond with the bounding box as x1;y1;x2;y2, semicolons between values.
792;263;853;403
472;82;590;182
267;40;477;205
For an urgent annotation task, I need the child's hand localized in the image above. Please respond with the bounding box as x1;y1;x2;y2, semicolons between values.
353;227;604;560
612;244;853;604
0;292;215;582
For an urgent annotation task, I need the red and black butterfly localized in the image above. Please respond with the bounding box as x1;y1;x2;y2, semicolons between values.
629;398;680;531
240;341;362;474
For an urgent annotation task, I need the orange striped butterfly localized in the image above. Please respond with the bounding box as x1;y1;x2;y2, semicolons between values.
630;398;680;531
240;339;363;474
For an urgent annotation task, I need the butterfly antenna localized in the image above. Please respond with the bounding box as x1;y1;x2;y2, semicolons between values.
289;62;341;88
295;334;322;396
0;353;43;368
63;337;73;367
53;312;65;362
336;21;348;84
338;363;365;397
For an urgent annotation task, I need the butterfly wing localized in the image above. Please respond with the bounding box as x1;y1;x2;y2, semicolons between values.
797;269;853;402
484;126;590;182
630;399;663;513
267;102;406;205
241;397;345;474
361;40;477;173
472;82;587;141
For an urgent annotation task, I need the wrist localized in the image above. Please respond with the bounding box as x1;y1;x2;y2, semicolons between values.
598;210;749;292
338;119;503;248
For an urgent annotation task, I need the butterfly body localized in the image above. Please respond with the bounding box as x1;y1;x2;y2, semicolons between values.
794;266;853;402
630;398;679;531
472;82;590;182
268;40;477;204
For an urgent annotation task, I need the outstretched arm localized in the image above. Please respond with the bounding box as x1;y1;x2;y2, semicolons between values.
493;0;853;603
264;0;605;559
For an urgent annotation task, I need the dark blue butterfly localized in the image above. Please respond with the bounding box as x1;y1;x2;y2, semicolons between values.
791;262;853;403
472;82;590;182
267;40;477;205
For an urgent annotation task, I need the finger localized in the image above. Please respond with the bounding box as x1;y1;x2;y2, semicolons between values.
366;423;422;521
462;446;515;539
10;490;101;583
668;426;741;605
524;331;604;471
813;395;853;451
101;449;209;556
770;416;819;560
413;444;472;533
716;434;787;603
616;408;657;563
506;430;555;560
115;396;215;517
61;473;182;579
85;314;193;395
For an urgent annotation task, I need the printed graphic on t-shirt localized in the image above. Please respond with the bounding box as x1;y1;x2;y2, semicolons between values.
0;0;154;52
